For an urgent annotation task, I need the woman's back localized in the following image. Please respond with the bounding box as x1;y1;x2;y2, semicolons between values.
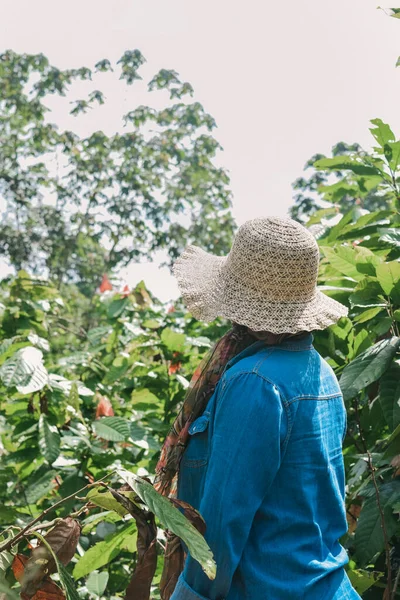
174;336;360;599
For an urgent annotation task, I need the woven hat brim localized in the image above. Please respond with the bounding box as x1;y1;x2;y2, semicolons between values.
173;245;348;334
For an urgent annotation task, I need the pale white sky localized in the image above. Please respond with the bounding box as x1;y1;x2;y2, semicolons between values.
1;1;399;301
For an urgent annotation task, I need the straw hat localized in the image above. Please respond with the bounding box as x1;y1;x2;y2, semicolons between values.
173;216;348;334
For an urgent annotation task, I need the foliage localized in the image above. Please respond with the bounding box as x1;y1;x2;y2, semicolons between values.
0;50;235;296
290;137;394;225
303;118;400;599
0;272;227;598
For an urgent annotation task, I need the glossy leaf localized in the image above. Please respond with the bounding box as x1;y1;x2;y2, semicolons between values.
73;523;137;579
0;347;48;393
92;417;130;442
376;261;400;295
355;480;400;566
118;469;216;579
339;337;400;401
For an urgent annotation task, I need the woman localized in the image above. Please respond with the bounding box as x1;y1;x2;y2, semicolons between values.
155;217;361;600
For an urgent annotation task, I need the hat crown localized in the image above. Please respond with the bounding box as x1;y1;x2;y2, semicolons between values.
224;217;320;301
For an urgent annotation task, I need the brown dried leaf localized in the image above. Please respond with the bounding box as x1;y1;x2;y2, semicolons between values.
19;518;81;598
31;580;65;600
107;486;158;600
38;517;81;566
124;537;157;600
159;533;184;600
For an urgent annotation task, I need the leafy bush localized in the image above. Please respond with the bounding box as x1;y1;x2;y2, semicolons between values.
0;273;226;598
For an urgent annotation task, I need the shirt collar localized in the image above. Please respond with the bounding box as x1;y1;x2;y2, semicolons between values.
225;333;314;371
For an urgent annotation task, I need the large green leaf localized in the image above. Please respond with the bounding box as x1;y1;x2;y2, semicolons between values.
355;480;400;566
39;414;60;465
320;246;361;280
73;523;137;578
379;363;400;432
376;261;400;295
118;469;216;579
0;347;48;393
92;417;130;442
339;337;400;401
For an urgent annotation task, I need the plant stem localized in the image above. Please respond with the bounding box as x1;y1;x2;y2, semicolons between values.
392;567;400;599
353;398;392;596
0;471;114;553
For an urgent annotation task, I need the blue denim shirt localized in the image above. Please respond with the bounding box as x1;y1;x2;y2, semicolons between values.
170;334;361;600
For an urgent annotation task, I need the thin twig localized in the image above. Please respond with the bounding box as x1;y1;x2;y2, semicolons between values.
354;398;392;596
392;567;400;599
0;471;115;553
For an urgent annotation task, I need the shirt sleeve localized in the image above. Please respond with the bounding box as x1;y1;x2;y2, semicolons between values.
170;371;287;600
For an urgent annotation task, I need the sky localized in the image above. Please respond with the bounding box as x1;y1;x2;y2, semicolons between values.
1;0;400;301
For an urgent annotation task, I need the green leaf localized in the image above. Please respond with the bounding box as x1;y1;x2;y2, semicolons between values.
314;156;380;177
355;480;400;566
379;363;400;431
376;261;400;295
379;228;400;247
0;550;12;572
86;570;109;596
142;319;162;329
347;568;381;595
353;306;384;324
73;523;136;578
131;388;160;410
0;579;19;600
387;140;400;170
86;489;129;517
369;118;395;147
58;562;81;600
394;309;400;321
321;246;361;280
68;382;81;413
0;347;48;393
161;328;186;352
349;279;386;308
38;414;60;465
24;469;57;504
339;337;400;401
107;297;129;318
92;417;130;442
352;330;372;358
118;469;216;579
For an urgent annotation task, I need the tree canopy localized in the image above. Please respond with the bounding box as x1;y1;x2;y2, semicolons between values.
0;50;235;296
